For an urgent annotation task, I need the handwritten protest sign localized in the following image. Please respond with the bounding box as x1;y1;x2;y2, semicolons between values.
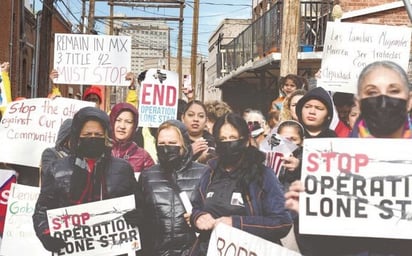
47;195;140;256
138;69;178;127
317;22;411;94
0;98;93;167
53;33;131;86
207;223;301;256
0;183;49;256
300;138;412;239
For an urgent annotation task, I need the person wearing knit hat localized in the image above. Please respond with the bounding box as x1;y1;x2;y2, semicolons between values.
83;86;102;108
295;86;337;138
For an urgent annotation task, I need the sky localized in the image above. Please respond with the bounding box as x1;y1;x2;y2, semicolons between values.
34;0;252;57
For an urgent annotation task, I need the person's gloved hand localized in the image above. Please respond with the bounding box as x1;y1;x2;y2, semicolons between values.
123;209;141;228
39;234;66;252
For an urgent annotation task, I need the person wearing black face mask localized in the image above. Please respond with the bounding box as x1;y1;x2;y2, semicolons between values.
124;120;206;256
189;113;292;255
33;107;138;253
351;60;412;139
285;61;412;256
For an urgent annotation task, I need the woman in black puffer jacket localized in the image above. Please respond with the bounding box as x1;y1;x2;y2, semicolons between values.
33;107;138;253
129;120;207;256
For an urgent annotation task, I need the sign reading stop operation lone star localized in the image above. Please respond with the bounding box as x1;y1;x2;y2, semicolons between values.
53;33;131;86
300;138;412;239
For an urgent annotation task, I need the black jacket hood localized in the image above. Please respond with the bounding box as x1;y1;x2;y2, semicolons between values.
70;106;111;155
296;86;334;129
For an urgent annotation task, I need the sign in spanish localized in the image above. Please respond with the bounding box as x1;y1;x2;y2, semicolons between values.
300;138;412;239
47;195;140;256
207;223;301;256
317;22;411;94
0;183;49;256
0;98;93;167
138;69;178;128
53;33;131;86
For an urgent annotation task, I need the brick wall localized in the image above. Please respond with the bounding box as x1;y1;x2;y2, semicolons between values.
341;0;411;26
0;0;76;99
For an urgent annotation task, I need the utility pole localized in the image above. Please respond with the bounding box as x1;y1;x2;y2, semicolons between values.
81;0;86;33
107;0;114;112
109;0;114;35
177;1;184;98
190;0;199;100
280;0;300;76
168;28;171;70
37;0;54;97
88;0;95;33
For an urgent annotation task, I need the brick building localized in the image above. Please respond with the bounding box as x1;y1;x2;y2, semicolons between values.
0;0;74;100
0;0;36;99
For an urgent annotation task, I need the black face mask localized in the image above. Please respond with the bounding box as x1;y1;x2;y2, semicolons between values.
216;139;247;167
77;137;106;158
360;95;407;137
157;145;182;170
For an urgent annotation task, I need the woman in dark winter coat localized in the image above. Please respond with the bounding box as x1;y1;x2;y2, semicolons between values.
125;120;206;256
33;107;137;253
189;113;292;255
110;102;154;173
296;86;337;138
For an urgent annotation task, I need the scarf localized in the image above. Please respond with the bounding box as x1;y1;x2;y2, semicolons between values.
356;117;412;138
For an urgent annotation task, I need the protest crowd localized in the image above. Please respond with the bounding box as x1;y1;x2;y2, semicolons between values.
1;25;412;256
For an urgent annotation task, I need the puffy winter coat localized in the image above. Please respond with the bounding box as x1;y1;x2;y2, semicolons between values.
136;120;207;256
137;161;206;256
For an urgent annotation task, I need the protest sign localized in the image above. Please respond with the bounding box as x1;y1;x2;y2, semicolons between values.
300;138;412;239
47;195;140;256
0;169;16;237
0;98;93;167
207;223;301;256
317;22;411;94
138;69;178;127
53;33;131;86
260;131;298;175
0;183;49;256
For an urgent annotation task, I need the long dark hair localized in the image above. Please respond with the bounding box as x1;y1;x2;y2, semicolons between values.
213;113;266;191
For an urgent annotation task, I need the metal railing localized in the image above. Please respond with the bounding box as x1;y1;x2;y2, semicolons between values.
217;0;333;78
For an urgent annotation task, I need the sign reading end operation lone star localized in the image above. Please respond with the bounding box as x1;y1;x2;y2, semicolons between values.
138;69;179;128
